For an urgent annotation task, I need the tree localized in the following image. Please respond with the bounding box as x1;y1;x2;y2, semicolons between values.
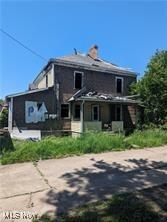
0;99;8;128
0;109;8;128
131;50;167;125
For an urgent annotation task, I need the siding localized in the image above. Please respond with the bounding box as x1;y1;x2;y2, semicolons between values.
54;65;136;104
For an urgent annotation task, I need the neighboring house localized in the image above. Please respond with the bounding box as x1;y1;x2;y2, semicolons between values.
6;45;138;139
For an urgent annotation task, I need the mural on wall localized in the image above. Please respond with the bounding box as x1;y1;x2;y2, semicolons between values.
25;101;48;123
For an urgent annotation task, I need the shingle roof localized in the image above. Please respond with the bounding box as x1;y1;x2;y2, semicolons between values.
56;53;136;75
33;52;136;85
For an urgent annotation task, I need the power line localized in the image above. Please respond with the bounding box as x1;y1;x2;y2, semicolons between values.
0;28;47;61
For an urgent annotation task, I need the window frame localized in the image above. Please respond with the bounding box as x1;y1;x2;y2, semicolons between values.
74;71;84;89
116;77;123;94
92;104;100;121
60;103;70;119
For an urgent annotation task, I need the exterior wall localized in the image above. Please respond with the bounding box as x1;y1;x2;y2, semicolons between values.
10;63;137;133
37;76;46;89
71;121;81;132
12;88;58;130
54;64;137;131
84;121;102;131
112;121;123;132
54;65;136;104
83;102;136;130
37;69;54;89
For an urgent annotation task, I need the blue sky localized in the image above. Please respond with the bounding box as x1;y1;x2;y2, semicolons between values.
0;0;167;99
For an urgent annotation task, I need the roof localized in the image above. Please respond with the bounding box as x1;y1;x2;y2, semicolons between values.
56;53;136;76
33;52;137;85
6;87;50;99
68;90;139;104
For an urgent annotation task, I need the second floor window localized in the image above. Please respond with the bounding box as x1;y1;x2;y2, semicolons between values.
116;77;123;93
74;71;83;89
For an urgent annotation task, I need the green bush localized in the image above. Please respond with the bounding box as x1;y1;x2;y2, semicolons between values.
0;109;8;129
1;130;167;165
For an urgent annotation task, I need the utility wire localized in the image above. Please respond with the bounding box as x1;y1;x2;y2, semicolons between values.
0;28;47;61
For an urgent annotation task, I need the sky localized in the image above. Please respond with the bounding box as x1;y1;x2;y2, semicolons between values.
0;0;167;99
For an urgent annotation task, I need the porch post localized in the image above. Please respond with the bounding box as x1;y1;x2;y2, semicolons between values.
80;100;85;134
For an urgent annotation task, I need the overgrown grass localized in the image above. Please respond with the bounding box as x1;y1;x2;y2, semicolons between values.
1;129;167;165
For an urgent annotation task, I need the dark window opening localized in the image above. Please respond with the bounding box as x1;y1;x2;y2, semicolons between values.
74;72;82;89
46;75;48;87
116;78;122;93
116;106;121;121
74;104;80;119
92;105;99;121
61;104;69;118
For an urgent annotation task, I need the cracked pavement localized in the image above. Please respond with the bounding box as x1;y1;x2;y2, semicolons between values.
0;146;167;221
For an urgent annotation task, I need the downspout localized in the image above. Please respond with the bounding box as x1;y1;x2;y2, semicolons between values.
80;100;85;135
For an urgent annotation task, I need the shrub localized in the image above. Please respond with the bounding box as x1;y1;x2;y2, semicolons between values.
1;130;167;165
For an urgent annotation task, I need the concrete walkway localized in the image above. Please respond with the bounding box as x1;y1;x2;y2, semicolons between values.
0;146;167;221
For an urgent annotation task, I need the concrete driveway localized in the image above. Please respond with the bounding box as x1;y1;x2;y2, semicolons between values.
0;146;167;221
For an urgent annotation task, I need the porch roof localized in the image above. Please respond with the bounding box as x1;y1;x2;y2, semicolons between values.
68;91;139;105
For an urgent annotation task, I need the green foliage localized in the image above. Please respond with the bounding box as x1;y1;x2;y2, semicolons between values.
1;130;167;165
0;99;4;105
0;109;8;128
131;50;167;125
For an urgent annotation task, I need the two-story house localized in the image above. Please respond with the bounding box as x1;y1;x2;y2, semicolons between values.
6;45;138;139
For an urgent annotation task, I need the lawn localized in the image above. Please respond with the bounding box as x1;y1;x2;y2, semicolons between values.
1;129;167;165
33;184;167;222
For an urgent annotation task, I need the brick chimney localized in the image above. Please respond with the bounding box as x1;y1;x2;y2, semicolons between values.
88;44;98;60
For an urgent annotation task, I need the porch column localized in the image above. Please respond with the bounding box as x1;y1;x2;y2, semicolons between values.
80;100;85;134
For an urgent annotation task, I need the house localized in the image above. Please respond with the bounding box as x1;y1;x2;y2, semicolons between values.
6;45;138;139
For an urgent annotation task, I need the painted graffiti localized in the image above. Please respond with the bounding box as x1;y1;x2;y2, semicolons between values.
25;101;48;123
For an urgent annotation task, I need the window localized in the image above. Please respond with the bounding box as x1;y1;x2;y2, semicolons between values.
61;104;69;118
115;105;122;121
92;105;99;121
46;75;48;87
74;72;83;89
74;104;80;119
116;77;123;93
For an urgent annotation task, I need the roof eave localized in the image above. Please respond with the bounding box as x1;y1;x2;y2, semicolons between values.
6;87;52;99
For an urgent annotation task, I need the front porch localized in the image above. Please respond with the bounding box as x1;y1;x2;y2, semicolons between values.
70;100;136;136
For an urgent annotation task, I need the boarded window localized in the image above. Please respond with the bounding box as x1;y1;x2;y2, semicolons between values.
74;72;83;89
116;78;123;93
74;104;80;119
61;104;69;118
92;105;99;121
